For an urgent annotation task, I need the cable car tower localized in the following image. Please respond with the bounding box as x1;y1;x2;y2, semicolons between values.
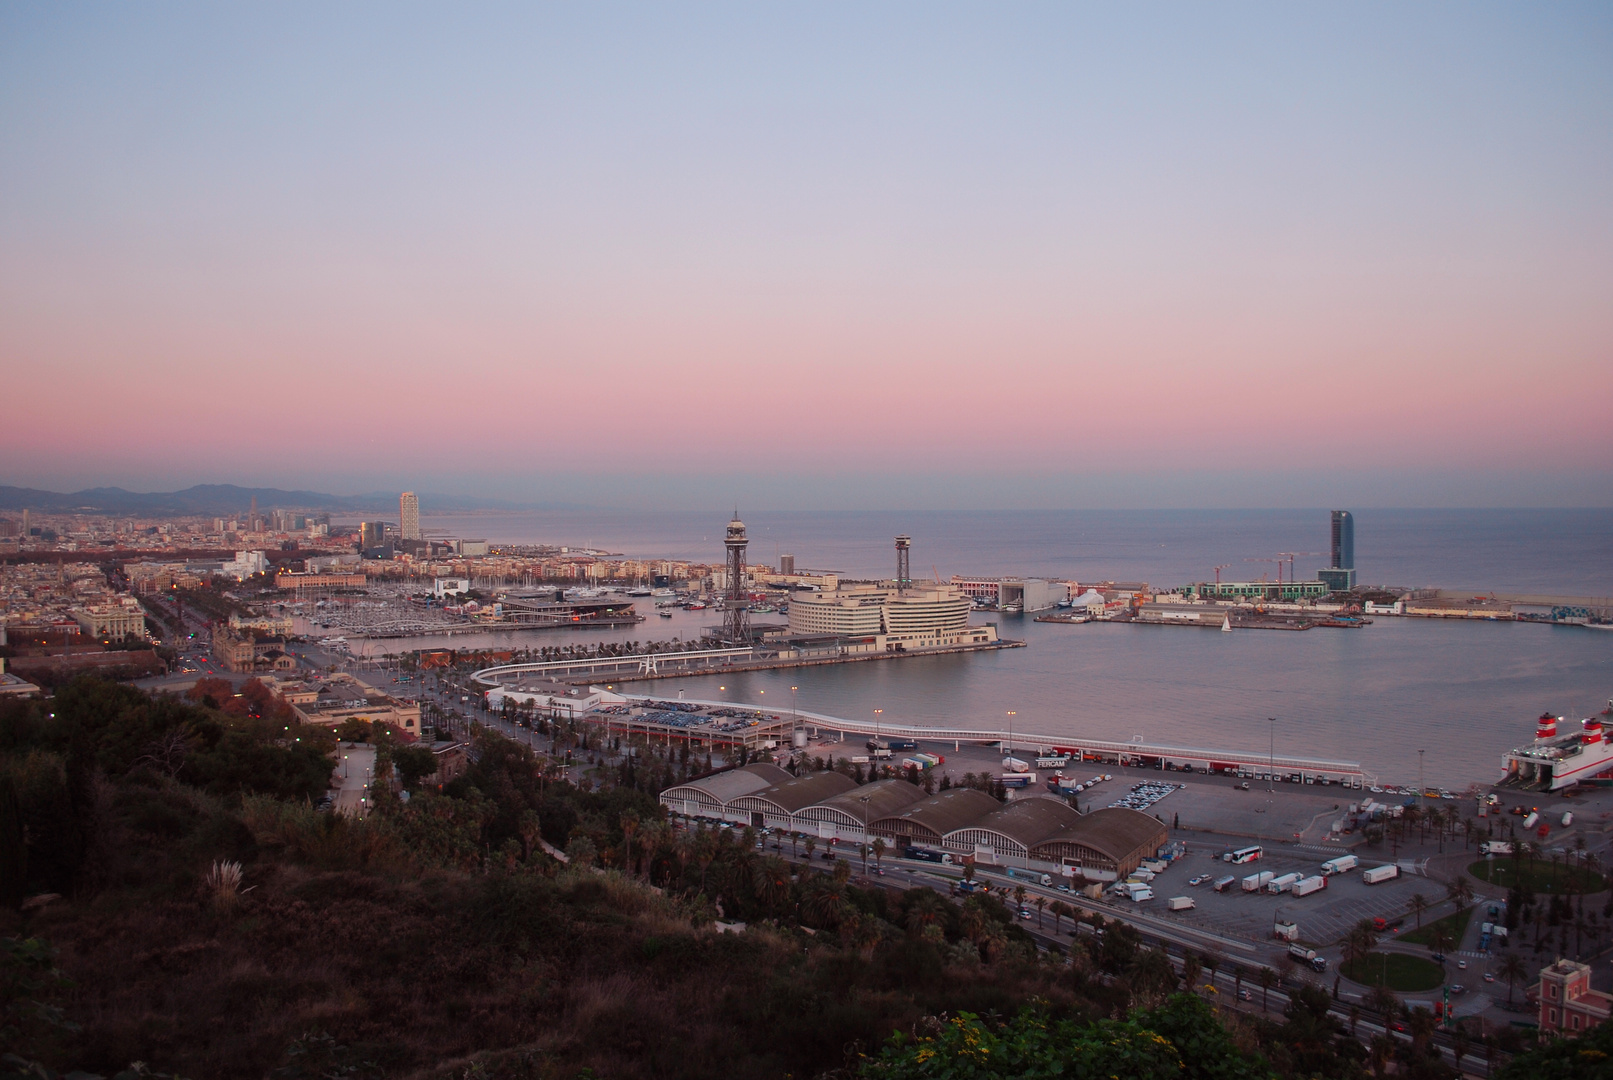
723;511;750;644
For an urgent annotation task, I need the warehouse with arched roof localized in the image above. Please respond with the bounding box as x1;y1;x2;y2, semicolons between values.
659;763;792;823
943;794;1084;863
726;770;858;830
1030;807;1167;880
794;778;928;841
868;787;1002;846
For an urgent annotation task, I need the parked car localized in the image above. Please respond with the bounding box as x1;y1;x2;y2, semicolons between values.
1188;875;1207;886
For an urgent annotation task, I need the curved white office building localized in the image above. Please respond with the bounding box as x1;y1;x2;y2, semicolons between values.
787;583;995;650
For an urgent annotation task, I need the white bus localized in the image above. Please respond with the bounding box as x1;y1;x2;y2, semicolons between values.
1223;845;1264;865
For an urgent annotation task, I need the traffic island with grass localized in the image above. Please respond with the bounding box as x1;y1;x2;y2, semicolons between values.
1341;952;1446;992
1468;857;1607;895
1399;906;1473;947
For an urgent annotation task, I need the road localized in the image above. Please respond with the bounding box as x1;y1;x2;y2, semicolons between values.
332;742;376;816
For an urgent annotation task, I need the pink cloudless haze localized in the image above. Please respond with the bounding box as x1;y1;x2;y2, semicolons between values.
1;3;1609;506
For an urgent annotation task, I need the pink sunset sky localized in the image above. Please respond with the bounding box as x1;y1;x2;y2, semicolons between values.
2;4;1610;508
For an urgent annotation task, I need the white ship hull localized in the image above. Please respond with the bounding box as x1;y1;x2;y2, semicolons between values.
1503;712;1613;791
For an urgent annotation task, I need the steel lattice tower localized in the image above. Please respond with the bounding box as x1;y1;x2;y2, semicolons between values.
895;534;912;592
723;511;750;643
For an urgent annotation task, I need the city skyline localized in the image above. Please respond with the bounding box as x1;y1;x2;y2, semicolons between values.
2;4;1611;509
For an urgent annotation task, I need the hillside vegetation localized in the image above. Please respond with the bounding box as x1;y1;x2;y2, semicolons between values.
0;679;1461;1078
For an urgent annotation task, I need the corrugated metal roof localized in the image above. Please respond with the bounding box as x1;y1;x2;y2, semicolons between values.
1037;806;1167;863
951;794;1083;849
873;787;1002;837
741;770;857;813
813;777;928;821
666;762;791;804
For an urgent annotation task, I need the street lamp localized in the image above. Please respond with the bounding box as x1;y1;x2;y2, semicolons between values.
859;794;872;877
1418;749;1425;809
791;685;800;747
1006;711;1016;761
1268;717;1276;796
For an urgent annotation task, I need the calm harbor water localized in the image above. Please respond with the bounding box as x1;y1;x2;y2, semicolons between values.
379;508;1612;787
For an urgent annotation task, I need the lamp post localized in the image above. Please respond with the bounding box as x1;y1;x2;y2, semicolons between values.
874;708;883;772
1268;717;1276;795
860;795;872;878
1418;749;1425;809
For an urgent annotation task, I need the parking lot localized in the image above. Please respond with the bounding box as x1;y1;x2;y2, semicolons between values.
1117;842;1467;948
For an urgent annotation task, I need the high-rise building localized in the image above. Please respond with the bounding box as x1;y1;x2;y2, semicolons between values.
1331;510;1354;573
779;554;794;575
1317;510;1356;592
399;492;420;540
360;522;385;549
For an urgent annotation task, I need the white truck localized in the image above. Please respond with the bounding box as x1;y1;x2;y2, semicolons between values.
1523;811;1540;829
1361;864;1399;885
1167;896;1195;911
1123;882;1154;902
1274;920;1299;941
1242;870;1275;892
1293;875;1327;897
1320;855;1358;876
1479;841;1514;855
1266;873;1302;894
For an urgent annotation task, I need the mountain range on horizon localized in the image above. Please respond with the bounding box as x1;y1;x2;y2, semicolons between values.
0;483;566;516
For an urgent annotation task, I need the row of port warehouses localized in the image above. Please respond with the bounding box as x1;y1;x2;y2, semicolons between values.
661;764;1169;881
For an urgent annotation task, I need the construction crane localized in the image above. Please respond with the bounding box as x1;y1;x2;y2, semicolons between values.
1277;552;1325;585
1212;564;1231;587
1244;556;1284;584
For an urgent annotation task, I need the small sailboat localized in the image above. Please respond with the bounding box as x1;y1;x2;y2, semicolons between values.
1221;615;1233;632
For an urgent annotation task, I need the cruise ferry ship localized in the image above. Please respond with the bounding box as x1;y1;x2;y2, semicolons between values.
1501;707;1613;791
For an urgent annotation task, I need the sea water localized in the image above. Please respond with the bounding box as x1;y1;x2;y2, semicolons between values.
396;508;1613;786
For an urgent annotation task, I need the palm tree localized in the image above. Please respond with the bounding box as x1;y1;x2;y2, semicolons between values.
1181;951;1202;995
1049;899;1068;935
1406;1006;1437;1057
1232;963;1245;1002
620;813;640;877
751;855;791;915
1446;875;1473;909
871;837;886;869
905;890;950;938
1366;983;1399;1024
1499;952;1527;1005
1013;883;1027;911
1034;895;1047;929
1202;951;1220;993
804;836;816;863
1343;920;1379;970
1409;891;1428;929
1368;1033;1394;1079
1427;924;1455;962
1257;966;1276;1012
